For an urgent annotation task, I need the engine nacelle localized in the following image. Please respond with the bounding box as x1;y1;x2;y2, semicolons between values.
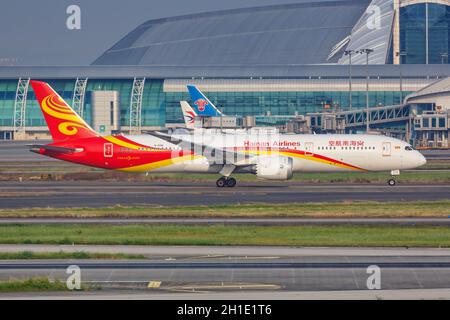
255;156;294;180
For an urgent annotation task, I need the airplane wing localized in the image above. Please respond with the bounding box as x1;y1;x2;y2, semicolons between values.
27;145;84;154
147;131;254;167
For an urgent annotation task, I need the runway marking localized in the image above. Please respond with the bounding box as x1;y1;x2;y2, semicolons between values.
147;281;162;288
346;256;361;290
2;262;450;269
409;265;425;289
172;283;281;291
187;255;280;260
84;280;148;283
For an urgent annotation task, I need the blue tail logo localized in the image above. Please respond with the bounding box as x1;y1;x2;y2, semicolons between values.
187;85;223;117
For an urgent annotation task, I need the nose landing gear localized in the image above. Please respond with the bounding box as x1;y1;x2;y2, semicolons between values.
216;177;237;188
387;170;400;186
387;178;396;186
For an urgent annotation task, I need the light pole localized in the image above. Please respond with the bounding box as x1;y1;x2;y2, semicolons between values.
344;50;356;110
359;48;374;132
396;51;407;104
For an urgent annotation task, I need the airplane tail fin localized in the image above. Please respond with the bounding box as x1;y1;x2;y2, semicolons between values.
180;101;198;129
30;80;98;142
187;85;223;117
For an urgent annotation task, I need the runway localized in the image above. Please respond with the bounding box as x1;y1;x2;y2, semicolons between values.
1;144;449;298
0;181;450;208
3;289;450;300
0;141;54;162
1;245;450;257
421;149;450;160
0;250;449;293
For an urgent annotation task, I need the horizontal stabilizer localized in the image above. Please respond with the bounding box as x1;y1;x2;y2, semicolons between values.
28;144;83;154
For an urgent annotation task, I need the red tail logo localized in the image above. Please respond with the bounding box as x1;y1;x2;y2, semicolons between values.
31;80;98;142
194;99;209;112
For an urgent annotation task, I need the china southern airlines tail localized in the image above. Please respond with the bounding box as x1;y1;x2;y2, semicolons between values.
180;101;197;129
187;85;223;117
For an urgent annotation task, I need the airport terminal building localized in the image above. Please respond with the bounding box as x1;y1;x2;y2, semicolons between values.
1;0;450;147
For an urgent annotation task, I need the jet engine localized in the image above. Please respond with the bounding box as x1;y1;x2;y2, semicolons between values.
254;156;294;180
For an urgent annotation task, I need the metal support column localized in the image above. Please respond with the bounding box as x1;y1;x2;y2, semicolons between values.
72;78;88;117
396;52;407;103
344;50;355;110
129;77;146;134
359;48;373;132
13;78;30;137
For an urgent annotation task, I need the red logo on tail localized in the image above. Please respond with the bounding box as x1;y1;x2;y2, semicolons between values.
194;99;209;112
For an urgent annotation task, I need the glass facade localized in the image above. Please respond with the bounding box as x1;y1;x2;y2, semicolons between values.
0;79;416;129
0;80;22;126
400;3;450;64
428;3;450;64
165;90;408;124
0;80;75;127
0;79;165;128
84;79;165;127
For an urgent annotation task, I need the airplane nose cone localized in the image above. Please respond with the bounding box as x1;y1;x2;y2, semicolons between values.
418;152;427;167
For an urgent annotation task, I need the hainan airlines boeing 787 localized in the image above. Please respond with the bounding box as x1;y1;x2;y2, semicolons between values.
29;80;426;188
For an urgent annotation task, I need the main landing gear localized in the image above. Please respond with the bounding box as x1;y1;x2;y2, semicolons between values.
217;165;237;188
216;177;237;188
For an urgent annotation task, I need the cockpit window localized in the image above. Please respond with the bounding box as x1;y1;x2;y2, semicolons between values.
405;146;414;151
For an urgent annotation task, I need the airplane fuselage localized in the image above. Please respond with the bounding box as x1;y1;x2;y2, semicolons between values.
35;132;426;175
28;80;427;187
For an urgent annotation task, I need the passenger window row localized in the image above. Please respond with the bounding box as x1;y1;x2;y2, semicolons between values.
317;146;376;151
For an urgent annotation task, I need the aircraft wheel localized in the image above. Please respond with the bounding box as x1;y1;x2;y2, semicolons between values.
216;177;227;188
226;177;237;188
387;178;396;186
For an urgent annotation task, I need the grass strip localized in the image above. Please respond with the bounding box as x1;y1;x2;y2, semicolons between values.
0;277;68;292
0;251;145;260
0;224;449;247
0;201;449;218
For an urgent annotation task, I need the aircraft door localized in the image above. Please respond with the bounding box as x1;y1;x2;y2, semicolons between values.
382;142;391;157
305;142;314;156
104;143;113;158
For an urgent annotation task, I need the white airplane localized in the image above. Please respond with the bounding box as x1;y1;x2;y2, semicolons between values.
163;129;427;187
30;80;426;189
180;101;198;130
175;87;427;187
